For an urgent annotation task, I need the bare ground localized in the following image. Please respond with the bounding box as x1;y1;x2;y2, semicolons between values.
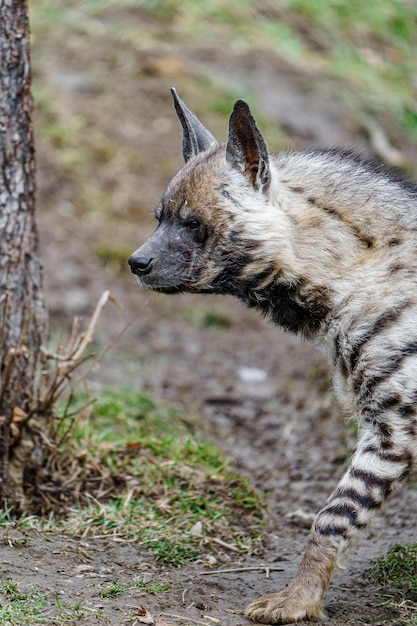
2;7;417;625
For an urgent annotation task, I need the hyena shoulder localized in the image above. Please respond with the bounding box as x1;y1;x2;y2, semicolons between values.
272;147;417;227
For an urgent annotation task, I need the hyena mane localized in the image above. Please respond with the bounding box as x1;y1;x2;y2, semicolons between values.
129;90;417;624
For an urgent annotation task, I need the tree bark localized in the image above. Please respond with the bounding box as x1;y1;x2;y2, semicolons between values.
0;0;48;507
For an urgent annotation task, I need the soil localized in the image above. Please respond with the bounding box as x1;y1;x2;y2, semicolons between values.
2;7;417;626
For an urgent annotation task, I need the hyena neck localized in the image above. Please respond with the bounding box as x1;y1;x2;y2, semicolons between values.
238;280;331;338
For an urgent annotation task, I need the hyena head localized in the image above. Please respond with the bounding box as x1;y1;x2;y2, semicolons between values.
129;89;282;298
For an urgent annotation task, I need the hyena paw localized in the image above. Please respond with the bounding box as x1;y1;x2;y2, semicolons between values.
245;590;324;624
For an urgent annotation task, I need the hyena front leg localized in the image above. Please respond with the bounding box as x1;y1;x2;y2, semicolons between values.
245;416;414;624
245;530;337;623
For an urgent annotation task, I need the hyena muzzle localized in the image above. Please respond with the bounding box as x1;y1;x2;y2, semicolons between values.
129;89;417;624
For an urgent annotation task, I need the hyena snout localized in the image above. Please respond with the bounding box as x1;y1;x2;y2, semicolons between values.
128;254;154;276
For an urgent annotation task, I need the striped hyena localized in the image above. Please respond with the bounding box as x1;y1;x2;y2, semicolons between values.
129;89;417;624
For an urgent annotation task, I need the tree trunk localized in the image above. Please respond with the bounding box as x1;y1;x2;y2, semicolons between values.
0;0;48;508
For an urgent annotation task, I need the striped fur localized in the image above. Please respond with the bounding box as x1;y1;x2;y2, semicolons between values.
129;92;417;624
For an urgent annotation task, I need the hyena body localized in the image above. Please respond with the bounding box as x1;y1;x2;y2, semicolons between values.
129;90;417;624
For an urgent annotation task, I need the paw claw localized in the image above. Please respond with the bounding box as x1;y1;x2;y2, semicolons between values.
245;590;323;624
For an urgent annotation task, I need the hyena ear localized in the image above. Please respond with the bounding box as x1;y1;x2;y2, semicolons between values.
226;100;270;193
171;88;217;162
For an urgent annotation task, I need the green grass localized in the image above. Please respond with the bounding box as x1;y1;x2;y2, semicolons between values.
368;543;417;601
30;0;417;138
98;577;170;598
0;584;48;625
48;387;266;566
0;580;88;625
368;543;417;623
281;0;417;124
172;1;407;126
0;508;13;527
1;384;264;566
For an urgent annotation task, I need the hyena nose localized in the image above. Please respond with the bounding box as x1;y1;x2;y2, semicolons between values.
128;255;154;276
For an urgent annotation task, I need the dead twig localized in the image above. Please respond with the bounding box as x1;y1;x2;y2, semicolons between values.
198;565;284;578
74;298;143;386
160;612;217;625
210;536;241;552
33;290;120;420
72;290;114;362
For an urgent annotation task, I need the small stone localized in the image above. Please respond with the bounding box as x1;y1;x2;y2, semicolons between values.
189;521;203;537
238;367;268;383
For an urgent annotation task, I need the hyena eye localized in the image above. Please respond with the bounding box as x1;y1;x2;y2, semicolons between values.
185;219;200;230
